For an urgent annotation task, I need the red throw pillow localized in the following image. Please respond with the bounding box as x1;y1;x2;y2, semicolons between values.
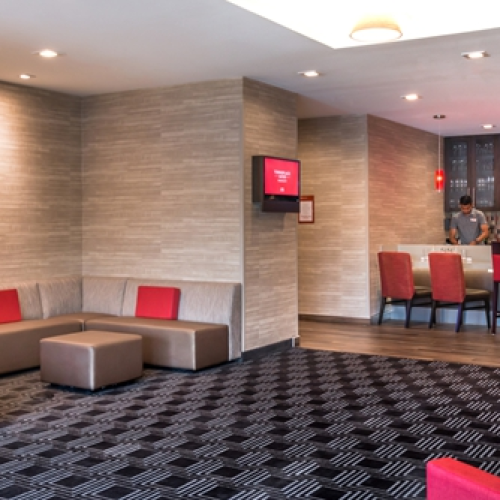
0;289;22;324
135;286;181;320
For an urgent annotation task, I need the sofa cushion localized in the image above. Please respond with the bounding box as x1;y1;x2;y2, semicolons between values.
82;276;127;316
135;286;180;320
0;317;83;375
38;276;82;319
122;279;241;360
86;316;228;370
0;289;22;324
0;281;43;320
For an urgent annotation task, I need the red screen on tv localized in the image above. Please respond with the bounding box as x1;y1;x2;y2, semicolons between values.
263;157;300;196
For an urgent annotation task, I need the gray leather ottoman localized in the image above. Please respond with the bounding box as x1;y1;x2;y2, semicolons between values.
40;331;143;390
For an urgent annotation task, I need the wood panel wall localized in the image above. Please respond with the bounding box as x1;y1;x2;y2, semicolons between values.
0;82;82;282
81;80;243;282
243;79;299;351
298;114;444;321
298;115;370;319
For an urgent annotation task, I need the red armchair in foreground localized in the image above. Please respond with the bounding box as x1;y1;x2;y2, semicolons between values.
427;458;500;500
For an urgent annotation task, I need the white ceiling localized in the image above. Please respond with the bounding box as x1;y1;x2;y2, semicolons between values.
0;0;499;136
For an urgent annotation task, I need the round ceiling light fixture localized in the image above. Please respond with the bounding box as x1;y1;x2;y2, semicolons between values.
350;15;402;42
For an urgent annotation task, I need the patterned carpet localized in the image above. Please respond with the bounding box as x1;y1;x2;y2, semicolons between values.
0;348;499;499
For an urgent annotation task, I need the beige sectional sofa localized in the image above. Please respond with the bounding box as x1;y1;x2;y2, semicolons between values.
0;276;241;375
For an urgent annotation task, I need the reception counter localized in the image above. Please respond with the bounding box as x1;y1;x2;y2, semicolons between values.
380;244;493;326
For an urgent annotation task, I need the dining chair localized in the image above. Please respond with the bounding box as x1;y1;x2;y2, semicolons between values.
491;241;500;334
428;252;490;332
377;251;432;328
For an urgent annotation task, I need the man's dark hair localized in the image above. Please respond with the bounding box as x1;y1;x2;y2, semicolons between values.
459;195;472;205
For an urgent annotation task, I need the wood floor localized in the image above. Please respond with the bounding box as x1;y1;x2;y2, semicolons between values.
299;319;500;368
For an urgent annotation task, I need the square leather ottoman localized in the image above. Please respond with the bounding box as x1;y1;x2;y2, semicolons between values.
40;331;143;390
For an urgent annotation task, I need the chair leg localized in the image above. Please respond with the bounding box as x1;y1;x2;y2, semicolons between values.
378;297;386;325
455;303;464;333
405;299;412;329
485;298;491;330
493;282;499;334
428;300;437;329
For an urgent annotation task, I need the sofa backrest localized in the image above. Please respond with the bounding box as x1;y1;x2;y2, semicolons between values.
1;275;242;361
0;281;43;320
82;276;128;316
37;276;82;319
122;279;242;360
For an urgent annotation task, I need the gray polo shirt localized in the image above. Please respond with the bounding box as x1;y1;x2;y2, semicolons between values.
450;208;487;244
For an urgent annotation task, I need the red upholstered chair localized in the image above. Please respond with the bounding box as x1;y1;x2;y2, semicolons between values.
491;242;500;334
377;251;432;328
427;458;500;500
428;252;490;332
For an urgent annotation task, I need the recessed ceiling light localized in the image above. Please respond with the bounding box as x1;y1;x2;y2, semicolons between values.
461;51;489;59
19;74;35;80
401;94;421;101
34;49;62;58
482;124;496;129
298;70;320;77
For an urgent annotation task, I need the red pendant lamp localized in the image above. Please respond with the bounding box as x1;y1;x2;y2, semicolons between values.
434;114;445;192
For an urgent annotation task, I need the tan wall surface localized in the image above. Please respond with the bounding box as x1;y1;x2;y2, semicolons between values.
368;115;444;315
0;82;82;282
81;80;243;282
243;79;298;351
298;116;370;318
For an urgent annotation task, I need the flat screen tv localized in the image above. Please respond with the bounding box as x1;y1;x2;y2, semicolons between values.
252;155;301;213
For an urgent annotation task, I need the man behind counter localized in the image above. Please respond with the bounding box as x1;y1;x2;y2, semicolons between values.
449;195;489;245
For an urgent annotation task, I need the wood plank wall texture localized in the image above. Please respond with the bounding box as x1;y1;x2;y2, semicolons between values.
0;82;82;282
81;80;243;282
368;115;444;316
298;115;370;319
243;79;298;351
298;114;443;320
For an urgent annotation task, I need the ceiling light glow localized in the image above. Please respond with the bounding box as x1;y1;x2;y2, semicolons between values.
299;70;320;77
225;1;500;50
37;49;59;58
482;124;495;129
461;51;489;59
19;74;35;80
402;94;421;101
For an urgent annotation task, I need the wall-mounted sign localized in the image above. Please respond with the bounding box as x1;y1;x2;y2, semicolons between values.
299;195;314;223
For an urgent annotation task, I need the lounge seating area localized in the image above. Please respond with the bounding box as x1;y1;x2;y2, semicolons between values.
0;275;241;380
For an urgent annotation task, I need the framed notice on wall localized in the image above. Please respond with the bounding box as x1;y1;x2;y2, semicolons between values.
299;195;314;223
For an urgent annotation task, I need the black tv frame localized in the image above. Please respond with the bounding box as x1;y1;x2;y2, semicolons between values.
252;155;300;213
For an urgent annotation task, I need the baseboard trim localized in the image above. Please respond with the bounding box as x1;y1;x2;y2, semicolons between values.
242;338;297;361
299;314;371;326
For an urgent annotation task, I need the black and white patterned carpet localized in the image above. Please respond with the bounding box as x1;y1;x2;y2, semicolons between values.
0;348;500;499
